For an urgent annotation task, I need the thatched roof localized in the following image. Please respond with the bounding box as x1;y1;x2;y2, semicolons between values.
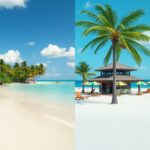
91;75;141;82
95;62;136;71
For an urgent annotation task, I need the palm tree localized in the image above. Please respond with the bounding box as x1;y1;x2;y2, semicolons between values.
13;63;20;68
29;65;36;78
76;4;150;104
0;59;13;75
76;62;95;93
32;64;46;80
37;64;46;76
0;59;13;85
21;61;27;67
0;59;46;84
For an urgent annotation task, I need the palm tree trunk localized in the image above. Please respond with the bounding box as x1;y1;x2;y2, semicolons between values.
138;85;141;94
111;42;118;104
82;76;85;93
82;84;85;93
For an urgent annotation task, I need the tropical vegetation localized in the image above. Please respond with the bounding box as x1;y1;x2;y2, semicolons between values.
0;59;46;85
76;4;150;104
76;61;95;93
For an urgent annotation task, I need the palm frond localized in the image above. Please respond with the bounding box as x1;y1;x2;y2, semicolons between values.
98;14;112;27
86;72;96;77
105;4;118;28
80;10;100;23
95;4;107;18
126;42;142;65
75;62;95;80
121;32;150;42
117;9;144;30
76;21;100;28
95;4;113;27
125;38;150;56
104;45;113;65
120;24;150;32
94;39;108;54
83;25;114;36
81;35;109;53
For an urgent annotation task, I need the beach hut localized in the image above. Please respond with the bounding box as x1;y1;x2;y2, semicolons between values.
90;62;142;94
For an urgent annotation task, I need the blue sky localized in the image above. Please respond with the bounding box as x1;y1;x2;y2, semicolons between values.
0;0;74;80
76;0;150;80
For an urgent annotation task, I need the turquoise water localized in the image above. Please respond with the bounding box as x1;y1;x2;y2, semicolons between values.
76;80;150;89
7;81;74;106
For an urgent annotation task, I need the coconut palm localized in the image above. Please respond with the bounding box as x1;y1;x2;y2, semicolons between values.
37;64;46;76
13;63;20;68
29;65;36;78
0;59;13;74
0;59;13;84
76;4;150;104
21;61;27;67
76;62;95;93
0;59;46;85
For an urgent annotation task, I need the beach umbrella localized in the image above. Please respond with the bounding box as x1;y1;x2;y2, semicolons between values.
83;81;92;86
83;81;93;93
136;81;147;94
92;82;102;92
83;81;101;92
137;81;147;85
116;81;127;86
90;82;102;92
92;81;102;85
116;81;127;94
83;81;101;86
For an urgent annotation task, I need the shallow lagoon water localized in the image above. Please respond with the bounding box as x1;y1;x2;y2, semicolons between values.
6;81;74;106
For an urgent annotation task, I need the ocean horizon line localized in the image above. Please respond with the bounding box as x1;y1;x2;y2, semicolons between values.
37;80;75;82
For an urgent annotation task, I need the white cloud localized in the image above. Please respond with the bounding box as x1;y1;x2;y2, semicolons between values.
84;1;92;9
0;0;28;9
67;62;75;68
0;50;23;64
41;44;75;59
25;41;36;47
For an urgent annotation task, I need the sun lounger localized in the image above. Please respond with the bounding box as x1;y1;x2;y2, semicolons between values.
75;92;89;100
90;93;101;96
143;89;150;94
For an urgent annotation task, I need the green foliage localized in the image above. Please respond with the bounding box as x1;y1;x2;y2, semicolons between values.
75;62;95;82
0;59;46;85
0;73;12;85
76;4;150;65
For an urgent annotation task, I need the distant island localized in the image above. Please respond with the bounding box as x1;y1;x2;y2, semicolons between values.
0;59;46;85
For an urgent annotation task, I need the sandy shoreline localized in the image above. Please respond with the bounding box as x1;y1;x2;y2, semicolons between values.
76;92;150;150
0;86;74;150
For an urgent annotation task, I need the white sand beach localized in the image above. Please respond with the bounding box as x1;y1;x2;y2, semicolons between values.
0;86;74;150
76;88;150;150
